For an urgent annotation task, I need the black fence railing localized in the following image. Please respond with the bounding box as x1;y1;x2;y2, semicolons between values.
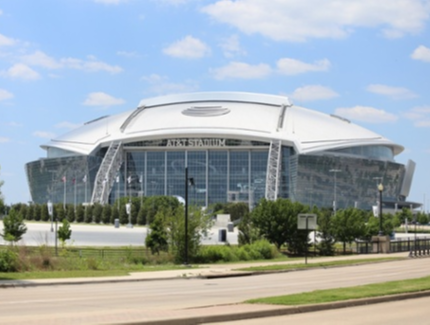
0;246;150;260
355;237;430;255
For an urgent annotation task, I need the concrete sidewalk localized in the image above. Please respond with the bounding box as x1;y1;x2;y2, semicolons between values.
1;252;420;325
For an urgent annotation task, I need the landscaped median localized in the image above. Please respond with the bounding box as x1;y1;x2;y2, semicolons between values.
235;257;405;273
245;275;430;309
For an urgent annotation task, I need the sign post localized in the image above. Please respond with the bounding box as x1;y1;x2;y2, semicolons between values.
297;214;317;264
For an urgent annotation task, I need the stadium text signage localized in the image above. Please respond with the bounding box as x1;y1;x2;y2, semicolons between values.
166;138;226;147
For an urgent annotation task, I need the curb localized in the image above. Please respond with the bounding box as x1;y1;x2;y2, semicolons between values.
0;271;255;288
115;290;430;325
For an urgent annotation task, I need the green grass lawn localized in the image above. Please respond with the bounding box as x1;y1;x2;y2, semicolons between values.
246;275;430;305
0;264;192;280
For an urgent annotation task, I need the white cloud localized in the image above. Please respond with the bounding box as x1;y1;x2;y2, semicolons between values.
19;51;123;74
0;137;10;143
82;92;125;107
61;56;123;74
0;33;17;46
334;106;398;123
141;74;199;95
21;51;62;69
2;63;40;80
277;58;331;75
163;36;211;59
32;131;56;139
367;84;417;99
0;89;13;101
202;0;430;42
411;45;430;62
403;106;430;127
55;121;82;130
210;61;271;80
289;85;339;102
219;35;246;58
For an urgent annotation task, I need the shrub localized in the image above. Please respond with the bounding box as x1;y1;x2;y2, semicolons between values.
0;249;18;272
236;246;251;261
196;246;228;263
250;240;277;259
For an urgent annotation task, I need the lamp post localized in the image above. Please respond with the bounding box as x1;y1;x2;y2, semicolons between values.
378;182;383;236
47;200;58;255
126;199;132;228
184;166;194;266
329;169;341;215
47;200;53;232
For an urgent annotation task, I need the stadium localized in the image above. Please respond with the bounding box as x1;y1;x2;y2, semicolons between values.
25;92;417;211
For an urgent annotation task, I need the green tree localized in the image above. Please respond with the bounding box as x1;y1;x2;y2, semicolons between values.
316;208;336;256
93;203;102;223
33;204;41;221
84;205;93;223
398;207;413;224
102;204;112;224
58;219;72;244
40;204;49;222
131;200;138;225
55;204;65;222
224;202;249;223
417;211;429;225
238;210;260;245
362;212;394;240
119;205;128;225
137;204;146;226
75;204;84;223
331;208;366;254
27;204;34;221
111;205;119;224
66;204;75;222
141;196;180;225
1;209;27;243
145;211;168;254
166;205;212;264
251;198;309;254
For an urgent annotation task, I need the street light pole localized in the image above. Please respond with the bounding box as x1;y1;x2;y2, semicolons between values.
47;200;53;232
184;166;194;266
329;169;341;215
185;167;189;266
378;183;383;236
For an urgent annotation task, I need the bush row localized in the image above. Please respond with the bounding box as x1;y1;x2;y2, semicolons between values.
0;240;279;273
194;240;279;263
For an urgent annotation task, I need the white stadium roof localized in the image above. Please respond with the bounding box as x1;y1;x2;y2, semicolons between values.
43;92;403;156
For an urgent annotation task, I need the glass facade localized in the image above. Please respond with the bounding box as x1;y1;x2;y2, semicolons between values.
26;141;408;211
25;155;102;205
293;153;405;210
114;148;269;207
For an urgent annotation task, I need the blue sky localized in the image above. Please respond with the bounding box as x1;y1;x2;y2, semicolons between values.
0;0;429;210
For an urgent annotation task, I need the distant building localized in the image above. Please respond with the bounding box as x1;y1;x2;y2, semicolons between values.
26;92;417;210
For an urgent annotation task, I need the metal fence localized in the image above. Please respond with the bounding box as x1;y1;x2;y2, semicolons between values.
0;246;150;260
355;237;430;255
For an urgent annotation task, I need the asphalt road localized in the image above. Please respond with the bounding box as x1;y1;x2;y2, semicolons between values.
0;222;238;246
2;258;430;324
